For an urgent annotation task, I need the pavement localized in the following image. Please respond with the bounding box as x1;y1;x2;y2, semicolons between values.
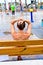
0;10;43;40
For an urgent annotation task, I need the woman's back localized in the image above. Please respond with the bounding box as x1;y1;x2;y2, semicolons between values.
11;18;31;40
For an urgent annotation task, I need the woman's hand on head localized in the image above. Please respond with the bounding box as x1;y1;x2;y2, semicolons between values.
11;19;17;25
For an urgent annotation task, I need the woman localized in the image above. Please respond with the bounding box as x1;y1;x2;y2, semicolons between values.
11;17;31;60
11;18;31;40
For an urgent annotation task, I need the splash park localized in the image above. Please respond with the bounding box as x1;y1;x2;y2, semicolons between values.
0;0;43;62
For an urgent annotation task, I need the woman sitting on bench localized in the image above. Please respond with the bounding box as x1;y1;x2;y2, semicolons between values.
11;17;31;40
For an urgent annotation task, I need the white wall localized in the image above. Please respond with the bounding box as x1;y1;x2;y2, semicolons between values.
0;0;31;4
0;0;4;3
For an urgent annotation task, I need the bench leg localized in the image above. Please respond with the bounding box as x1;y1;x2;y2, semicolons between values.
17;56;22;60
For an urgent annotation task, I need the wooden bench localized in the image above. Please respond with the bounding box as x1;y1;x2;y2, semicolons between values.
0;40;43;60
0;40;43;56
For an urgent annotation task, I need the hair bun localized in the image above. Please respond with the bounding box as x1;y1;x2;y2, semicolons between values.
17;21;25;30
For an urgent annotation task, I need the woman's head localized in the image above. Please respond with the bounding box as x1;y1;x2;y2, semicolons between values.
17;19;25;30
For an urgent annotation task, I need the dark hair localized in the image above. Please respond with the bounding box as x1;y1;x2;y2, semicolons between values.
17;21;25;30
